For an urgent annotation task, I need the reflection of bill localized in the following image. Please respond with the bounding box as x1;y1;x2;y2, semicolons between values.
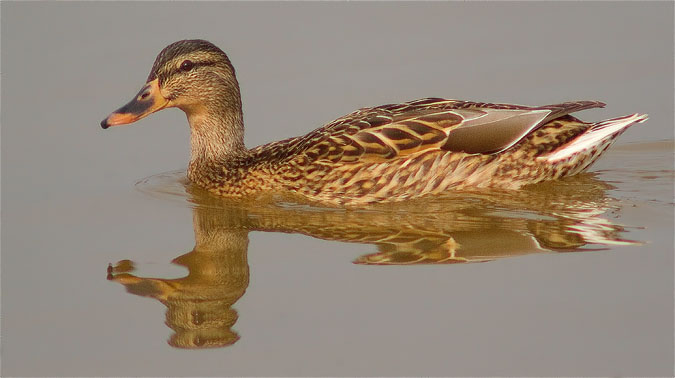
108;172;638;348
108;228;249;349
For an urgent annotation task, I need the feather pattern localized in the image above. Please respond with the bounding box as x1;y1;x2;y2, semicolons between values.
102;40;647;206
204;98;641;206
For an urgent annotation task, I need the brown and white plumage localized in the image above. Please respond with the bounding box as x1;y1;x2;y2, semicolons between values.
101;39;648;206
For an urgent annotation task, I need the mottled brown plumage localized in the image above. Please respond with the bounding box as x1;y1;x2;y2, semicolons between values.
101;39;648;206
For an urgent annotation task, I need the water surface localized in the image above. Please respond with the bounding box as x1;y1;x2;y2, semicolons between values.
107;141;673;355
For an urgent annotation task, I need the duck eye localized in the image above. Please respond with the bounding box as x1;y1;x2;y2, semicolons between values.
180;60;194;71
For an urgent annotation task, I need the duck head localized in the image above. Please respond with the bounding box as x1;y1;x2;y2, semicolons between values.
101;39;242;130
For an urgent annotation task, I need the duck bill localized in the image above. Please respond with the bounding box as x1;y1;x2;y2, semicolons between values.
101;79;169;129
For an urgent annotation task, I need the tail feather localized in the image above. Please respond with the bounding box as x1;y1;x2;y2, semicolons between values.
544;113;648;164
538;100;607;124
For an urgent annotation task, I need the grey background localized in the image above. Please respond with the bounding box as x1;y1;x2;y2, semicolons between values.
2;1;673;376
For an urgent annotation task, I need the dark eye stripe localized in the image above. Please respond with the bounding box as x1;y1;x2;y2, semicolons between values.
158;60;218;84
179;60;216;72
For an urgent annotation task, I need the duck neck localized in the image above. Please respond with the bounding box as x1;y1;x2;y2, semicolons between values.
186;102;246;180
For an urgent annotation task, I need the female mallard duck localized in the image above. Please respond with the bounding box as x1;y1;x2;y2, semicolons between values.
101;39;647;206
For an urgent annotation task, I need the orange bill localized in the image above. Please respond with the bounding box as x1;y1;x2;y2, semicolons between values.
101;79;168;129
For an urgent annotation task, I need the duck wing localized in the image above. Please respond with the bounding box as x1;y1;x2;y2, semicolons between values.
302;99;605;163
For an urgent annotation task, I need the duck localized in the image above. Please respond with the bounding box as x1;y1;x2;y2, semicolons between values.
101;39;648;206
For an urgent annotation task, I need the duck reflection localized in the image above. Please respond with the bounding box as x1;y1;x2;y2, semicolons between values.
107;216;249;348
108;172;636;348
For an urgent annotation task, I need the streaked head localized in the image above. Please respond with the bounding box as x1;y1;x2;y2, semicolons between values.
101;39;241;129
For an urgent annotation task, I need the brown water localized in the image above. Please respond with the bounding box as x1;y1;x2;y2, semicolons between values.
2;2;674;376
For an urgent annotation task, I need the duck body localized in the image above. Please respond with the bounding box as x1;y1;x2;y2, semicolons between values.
101;40;647;206
191;98;646;205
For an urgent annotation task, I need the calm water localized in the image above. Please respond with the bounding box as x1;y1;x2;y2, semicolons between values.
112;141;673;350
9;142;673;376
3;2;674;376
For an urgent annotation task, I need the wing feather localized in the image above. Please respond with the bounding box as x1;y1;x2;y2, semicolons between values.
290;98;604;165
